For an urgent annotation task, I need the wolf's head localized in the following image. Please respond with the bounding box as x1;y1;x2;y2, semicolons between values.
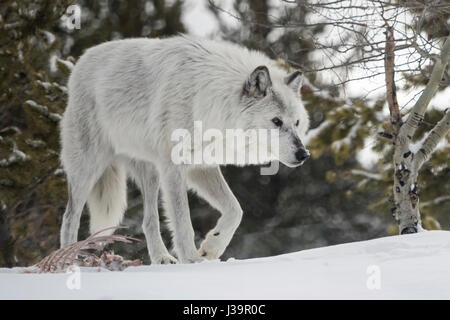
238;65;310;168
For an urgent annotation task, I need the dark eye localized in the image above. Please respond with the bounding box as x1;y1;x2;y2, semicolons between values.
295;120;299;127
272;117;283;127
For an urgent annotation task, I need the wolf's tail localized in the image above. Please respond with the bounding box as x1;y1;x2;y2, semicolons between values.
87;164;127;236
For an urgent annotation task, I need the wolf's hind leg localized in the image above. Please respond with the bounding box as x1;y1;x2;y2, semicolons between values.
60;158;109;248
187;167;243;260
126;160;177;264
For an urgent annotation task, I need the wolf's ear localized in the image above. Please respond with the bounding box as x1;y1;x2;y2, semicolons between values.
284;71;303;95
244;66;272;99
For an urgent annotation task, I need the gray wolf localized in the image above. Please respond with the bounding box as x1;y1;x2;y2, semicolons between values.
59;35;310;264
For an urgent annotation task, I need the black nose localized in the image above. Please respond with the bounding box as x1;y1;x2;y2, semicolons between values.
295;148;310;162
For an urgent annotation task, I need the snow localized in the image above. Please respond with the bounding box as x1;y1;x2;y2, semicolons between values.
1;231;450;299
0;140;29;167
48;113;62;122
41;30;56;45
356;136;379;170
304;120;331;145
24;100;61;122
25;100;48;114
331;118;362;151
56;57;74;71
182;0;219;37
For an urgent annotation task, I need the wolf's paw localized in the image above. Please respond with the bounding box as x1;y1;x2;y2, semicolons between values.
186;255;205;264
152;254;178;265
176;249;205;264
178;253;204;264
198;247;221;260
198;232;227;260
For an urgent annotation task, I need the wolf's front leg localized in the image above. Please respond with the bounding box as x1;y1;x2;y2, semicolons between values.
187;167;243;260
160;165;203;263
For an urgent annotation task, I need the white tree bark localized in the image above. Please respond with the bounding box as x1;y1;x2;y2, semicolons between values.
392;34;450;234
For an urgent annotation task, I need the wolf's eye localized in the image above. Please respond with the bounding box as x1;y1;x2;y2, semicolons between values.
295;120;299;127
272;117;283;127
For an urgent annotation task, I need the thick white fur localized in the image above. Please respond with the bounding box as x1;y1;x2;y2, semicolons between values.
59;35;310;264
87;165;127;236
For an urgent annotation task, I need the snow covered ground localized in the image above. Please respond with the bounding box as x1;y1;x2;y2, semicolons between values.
1;231;450;299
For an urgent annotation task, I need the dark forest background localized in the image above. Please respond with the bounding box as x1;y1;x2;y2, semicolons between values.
0;0;448;266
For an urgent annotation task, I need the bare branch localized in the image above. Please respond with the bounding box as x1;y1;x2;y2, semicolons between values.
421;195;450;207
399;34;450;145
351;169;383;181
414;109;450;169
384;23;402;135
391;34;450;234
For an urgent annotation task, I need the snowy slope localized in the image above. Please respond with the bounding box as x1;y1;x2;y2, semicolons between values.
1;231;450;299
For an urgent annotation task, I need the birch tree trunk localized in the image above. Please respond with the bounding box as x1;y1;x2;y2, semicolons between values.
387;34;450;234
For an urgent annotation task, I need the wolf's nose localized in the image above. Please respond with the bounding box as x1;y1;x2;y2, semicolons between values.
295;148;310;162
